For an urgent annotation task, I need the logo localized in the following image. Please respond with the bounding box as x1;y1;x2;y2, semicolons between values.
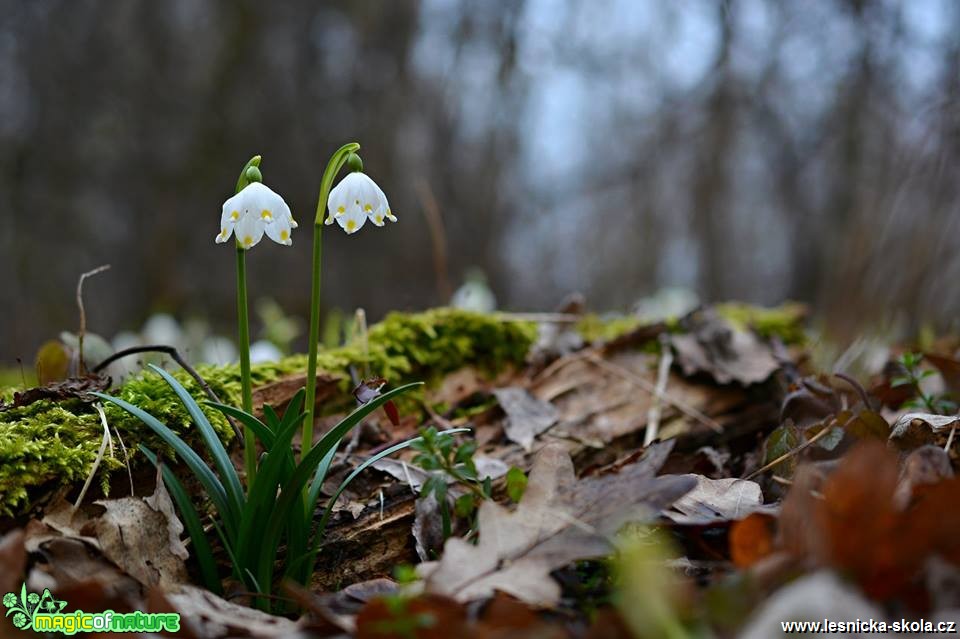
3;584;180;635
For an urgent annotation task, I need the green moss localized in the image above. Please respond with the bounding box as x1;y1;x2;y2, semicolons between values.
575;303;807;346
575;314;645;343
0;309;536;516
715;302;808;345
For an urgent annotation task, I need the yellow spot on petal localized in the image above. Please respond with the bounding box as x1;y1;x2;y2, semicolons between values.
231;210;240;221
261;209;272;220
280;230;289;241
375;215;383;224
364;203;372;211
346;220;357;232
243;235;253;247
337;206;345;215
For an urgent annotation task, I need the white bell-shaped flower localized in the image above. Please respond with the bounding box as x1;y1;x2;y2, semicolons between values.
216;182;297;249
325;171;396;234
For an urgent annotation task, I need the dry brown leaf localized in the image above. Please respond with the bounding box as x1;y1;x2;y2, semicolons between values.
356;593;469;639
419;440;695;606
777;441;960;602
894;445;954;508
729;513;776;568
529;350;744;448
890;412;960;442
158;585;304;638
670;312;779;386
493;387;559;450
37;467;189;591
662;475;763;525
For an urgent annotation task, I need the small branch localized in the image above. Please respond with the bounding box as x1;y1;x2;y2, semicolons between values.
584;352;724;433
743;420;837;480
93;345;244;443
113;426;135;496
833;373;871;409
495;312;582;324
76;264;111;375
644;338;673;446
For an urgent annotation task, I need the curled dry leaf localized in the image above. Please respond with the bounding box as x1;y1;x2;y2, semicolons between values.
890;412;960;443
419;440;695;606
36;466;189;591
662;475;764;525
670;312;780;386
158;585;303;639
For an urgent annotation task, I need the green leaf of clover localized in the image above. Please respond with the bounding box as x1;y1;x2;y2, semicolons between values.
2;592;16;608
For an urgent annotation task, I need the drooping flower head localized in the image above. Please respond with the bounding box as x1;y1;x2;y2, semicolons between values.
325;153;396;234
216;181;297;249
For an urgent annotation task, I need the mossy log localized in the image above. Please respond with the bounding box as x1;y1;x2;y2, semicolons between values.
0;304;805;521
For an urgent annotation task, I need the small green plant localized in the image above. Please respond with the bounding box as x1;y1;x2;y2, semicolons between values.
893;352;957;414
89;144;411;612
95;366;436;611
411;426;526;540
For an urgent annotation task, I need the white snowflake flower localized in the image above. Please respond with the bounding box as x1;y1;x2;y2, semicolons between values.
325;171;396;234
216;182;297;249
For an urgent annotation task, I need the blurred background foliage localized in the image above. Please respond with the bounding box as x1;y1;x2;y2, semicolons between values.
2;0;959;369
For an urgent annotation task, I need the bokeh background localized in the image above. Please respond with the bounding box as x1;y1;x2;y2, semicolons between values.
2;0;960;367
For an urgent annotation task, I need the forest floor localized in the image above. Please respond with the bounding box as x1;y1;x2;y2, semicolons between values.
2;304;960;638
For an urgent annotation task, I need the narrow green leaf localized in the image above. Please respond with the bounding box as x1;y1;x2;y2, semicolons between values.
205;402;275;449
256;383;423;596
235;401;306;580
148;365;244;525
93;391;236;541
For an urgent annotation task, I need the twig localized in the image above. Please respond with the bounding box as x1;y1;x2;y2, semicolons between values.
93;344;243;443
415;179;452;302
584;352;724;433
76;264;111;375
644;338;673;446
833;372;872;408
946;425;956;453
113;427;135;496
743;420;837;480
74;403;113;508
355;308;369;380
495;312;582;324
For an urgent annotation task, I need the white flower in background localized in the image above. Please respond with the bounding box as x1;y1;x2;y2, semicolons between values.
216;182;297;248
325;171;396;234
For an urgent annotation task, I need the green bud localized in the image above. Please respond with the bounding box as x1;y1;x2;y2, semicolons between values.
245;165;263;184
346;152;364;173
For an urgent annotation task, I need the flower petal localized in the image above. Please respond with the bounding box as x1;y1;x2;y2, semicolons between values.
327;177;351;224
235;213;266;249
336;205;367;234
264;215;294;245
217;192;245;243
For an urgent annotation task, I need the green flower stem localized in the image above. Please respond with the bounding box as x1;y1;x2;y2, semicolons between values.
235;246;255;480
235;155;262;487
303;142;359;459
